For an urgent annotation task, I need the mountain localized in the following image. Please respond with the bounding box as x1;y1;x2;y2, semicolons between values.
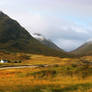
0;11;71;57
71;40;92;56
32;33;62;51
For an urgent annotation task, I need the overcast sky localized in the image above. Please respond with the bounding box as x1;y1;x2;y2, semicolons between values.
0;0;92;51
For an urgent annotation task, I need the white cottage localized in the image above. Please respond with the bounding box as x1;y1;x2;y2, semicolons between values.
0;60;8;63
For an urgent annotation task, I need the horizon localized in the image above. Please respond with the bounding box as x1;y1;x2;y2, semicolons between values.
1;0;92;51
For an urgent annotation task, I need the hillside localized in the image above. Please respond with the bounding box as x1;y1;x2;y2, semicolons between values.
71;41;92;56
0;11;71;58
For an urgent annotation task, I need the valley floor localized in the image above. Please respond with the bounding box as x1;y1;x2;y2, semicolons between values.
0;54;92;92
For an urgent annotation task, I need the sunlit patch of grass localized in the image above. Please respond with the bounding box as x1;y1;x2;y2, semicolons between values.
0;65;92;91
23;54;79;65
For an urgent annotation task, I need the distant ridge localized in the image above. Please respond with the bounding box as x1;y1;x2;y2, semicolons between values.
71;40;92;56
32;33;62;51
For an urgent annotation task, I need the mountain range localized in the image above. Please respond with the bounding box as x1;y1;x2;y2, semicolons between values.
1;11;92;57
0;11;71;58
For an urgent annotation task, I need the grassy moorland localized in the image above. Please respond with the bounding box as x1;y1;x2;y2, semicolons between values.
0;54;92;92
0;64;92;92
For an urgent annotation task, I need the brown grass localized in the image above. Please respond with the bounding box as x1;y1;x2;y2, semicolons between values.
0;54;92;92
0;65;91;92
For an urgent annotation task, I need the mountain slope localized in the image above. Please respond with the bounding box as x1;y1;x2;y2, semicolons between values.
0;11;71;57
32;33;62;51
71;40;92;56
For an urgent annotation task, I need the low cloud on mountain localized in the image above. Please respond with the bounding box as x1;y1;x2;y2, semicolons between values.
1;0;92;51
